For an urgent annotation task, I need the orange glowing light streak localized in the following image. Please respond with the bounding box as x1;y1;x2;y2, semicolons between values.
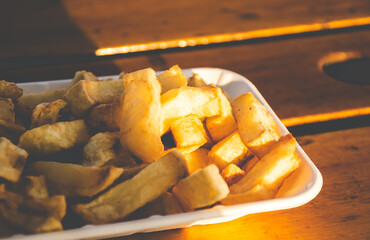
281;107;370;127
95;17;370;56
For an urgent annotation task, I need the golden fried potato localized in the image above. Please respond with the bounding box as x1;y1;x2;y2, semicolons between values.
221;164;245;186
74;150;187;224
23;175;49;199
157;65;187;93
0;137;28;182
171;115;208;152
181;148;210;174
187;73;207;87
83;132;120;167
18;120;91;156
0;80;23;99
64;78;124;117
242;156;259;173
172;164;229;211
160;86;220;135
30;161;123;197
222;134;300;205
0;98;15;123
88;99;122;131
205;86;237;142
69;70;98;88
30;99;68;128
15;89;66;117
208;131;250;170
0;190;66;233
231;92;281;159
120;68;164;163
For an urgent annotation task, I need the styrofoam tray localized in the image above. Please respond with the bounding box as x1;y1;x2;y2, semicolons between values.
8;68;323;240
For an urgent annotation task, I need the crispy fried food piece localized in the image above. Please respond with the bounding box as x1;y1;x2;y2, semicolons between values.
30;99;68;128
0;137;28;182
64;78;124;117
73;150;187;224
172;164;229;211
181;148;210;174
30;161;123;197
242;156;259;173
0;98;15;123
157;65;187;93
171;115;208;152
187;73;207;87
231;92;281;159
0;120;25;144
205;87;237;142
221;184;276;205
69;70;98;88
160;86;220;135
15;88;66;117
222;134;300;205
120;68;164;163
221;164;245;186
88;99;122;131
0;189;66;233
0;80;23;99
23;175;49;199
208;131;250;171
18;120;91;156
83;132;120;167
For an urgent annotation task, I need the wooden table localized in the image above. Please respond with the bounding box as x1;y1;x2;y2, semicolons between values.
1;1;369;239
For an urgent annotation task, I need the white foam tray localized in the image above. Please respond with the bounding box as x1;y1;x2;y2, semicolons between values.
9;68;323;240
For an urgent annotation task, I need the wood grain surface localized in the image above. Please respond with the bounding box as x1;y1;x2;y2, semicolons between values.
111;126;370;240
1;0;369;59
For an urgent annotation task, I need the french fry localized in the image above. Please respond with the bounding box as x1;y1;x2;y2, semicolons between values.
0;137;28;182
0;98;15;123
23;175;49;199
171;115;208;152
161;86;220;135
222;134;300;205
187;73;207;87
87;99;122;131
205;87;237;142
0;80;23;99
181;148;210;174
30;161;124;197
208;131;250;170
157;65;187;93
83;132;120;167
30;99;68;128
73;150;187;224
64;78;124;117
120;68;164;163
69;70;98;88
18;120;91;156
231;92;281;159
221;164;245;186
172;164;229;211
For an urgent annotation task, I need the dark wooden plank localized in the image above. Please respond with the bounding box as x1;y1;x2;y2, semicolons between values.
111;126;370;240
1;29;369;120
1;0;369;60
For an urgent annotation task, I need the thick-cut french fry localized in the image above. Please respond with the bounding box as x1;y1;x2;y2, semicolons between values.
157;65;187;93
231;92;281;159
161;86;220;135
83;132;120;167
69;70;98;88
205;87;237;142
181;148;210;174
221;184;276;205
0;98;15;123
23;175;49;199
172;164;229;211
120;68;164;163
171;115;208;152
73;150;187;224
228;134;300;198
0;80;23;99
30;99;68;128
187;73;207;87
87;99;122;131
30;161;123;197
208;131;250;170
64;78;124;117
221;164;245;186
18;120;91;156
0;190;66;233
0;137;28;182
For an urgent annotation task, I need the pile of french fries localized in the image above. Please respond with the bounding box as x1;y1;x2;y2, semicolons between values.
0;65;300;236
